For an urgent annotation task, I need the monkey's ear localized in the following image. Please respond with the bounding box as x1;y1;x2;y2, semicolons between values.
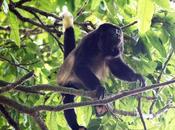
61;6;74;31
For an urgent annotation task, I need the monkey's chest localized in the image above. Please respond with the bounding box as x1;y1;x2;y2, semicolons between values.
90;58;109;80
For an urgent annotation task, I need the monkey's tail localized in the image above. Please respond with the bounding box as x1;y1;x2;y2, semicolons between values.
63;27;75;59
62;7;75;59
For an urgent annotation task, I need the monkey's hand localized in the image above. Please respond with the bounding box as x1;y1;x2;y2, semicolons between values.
96;86;105;99
79;126;87;130
136;74;145;87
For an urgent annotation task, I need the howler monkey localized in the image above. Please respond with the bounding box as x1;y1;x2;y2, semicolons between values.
57;10;145;130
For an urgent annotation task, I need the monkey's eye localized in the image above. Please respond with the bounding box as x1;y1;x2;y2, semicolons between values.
116;29;121;35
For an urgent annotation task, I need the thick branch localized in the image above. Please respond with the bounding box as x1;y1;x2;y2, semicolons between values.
0;96;34;114
17;84;96;98
0;80;45;95
0;80;175;113
32;80;175;112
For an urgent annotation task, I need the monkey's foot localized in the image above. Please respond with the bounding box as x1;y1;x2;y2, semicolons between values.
95;105;108;117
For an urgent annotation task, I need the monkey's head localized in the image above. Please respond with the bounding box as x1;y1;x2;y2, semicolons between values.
97;23;124;57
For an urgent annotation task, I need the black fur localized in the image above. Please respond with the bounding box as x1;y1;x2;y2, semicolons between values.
62;26;82;130
64;27;75;59
58;23;145;130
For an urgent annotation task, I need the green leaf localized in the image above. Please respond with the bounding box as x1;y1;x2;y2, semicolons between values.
170;37;175;50
137;0;154;34
146;31;167;57
9;12;20;47
140;36;152;59
115;0;129;7
2;0;9;14
154;0;170;9
91;0;101;10
76;97;92;126
46;112;58;130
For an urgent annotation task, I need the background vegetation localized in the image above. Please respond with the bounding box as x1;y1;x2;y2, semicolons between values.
0;0;175;130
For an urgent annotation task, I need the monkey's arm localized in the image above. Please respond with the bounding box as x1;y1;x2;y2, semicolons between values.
107;57;145;87
74;64;105;98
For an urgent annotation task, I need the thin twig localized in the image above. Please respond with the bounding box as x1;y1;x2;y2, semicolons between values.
32;112;48;130
0;70;34;93
157;49;174;83
14;0;31;6
149;49;174;114
0;56;30;72
121;21;138;30
75;0;89;20
0;80;45;95
9;4;59;34
16;5;61;20
0;104;20;130
137;97;147;130
31;9;64;52
9;2;63;52
0;26;10;31
0;0;4;8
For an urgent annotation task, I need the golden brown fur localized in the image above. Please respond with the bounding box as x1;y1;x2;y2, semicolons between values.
57;51;109;89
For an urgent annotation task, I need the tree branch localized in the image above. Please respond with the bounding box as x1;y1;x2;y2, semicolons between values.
14;0;31;6
75;0;89;20
8;2;64;52
0;55;31;72
32;112;48;130
111;104;175;119
16;5;61;20
121;21;138;30
137;97;147;130
0;70;34;93
149;49;174;114
0;104;20;130
0;95;34;114
0;80;175;113
0;0;4;8
0;80;174;130
0;26;10;31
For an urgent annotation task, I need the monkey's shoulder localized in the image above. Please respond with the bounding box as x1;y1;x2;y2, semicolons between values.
57;50;76;85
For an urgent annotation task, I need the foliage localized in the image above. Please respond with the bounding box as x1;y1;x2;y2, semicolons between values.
0;0;175;130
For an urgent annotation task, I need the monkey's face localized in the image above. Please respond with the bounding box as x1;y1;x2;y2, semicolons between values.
98;24;124;57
